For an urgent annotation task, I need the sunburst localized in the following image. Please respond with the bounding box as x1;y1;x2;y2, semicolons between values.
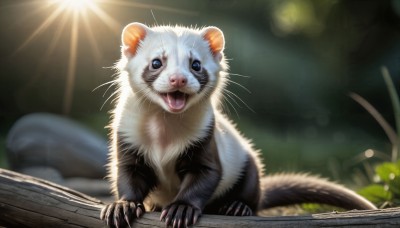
12;0;119;115
10;0;197;115
51;0;95;11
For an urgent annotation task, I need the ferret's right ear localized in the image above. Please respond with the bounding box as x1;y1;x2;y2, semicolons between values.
122;22;149;57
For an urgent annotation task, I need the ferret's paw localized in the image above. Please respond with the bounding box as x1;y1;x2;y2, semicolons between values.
100;200;145;228
218;201;253;216
160;203;201;228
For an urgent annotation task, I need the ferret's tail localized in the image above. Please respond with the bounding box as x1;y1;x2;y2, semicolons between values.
260;173;377;210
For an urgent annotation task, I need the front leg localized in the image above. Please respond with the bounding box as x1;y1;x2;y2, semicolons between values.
160;167;221;228
101;136;157;228
161;138;221;228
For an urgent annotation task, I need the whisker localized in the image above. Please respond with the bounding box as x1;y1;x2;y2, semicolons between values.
100;89;120;110
219;95;233;116
222;95;239;118
150;10;166;52
151;9;159;26
103;81;119;98
221;102;232;116
223;90;242;108
224;89;255;113
229;73;251;78
226;79;251;94
92;80;118;92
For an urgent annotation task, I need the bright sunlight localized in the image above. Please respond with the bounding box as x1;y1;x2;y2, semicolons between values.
51;0;95;12
12;0;193;115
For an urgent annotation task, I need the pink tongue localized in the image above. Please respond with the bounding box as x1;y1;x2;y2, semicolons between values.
166;92;186;110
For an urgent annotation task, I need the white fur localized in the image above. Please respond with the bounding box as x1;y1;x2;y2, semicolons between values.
110;24;262;207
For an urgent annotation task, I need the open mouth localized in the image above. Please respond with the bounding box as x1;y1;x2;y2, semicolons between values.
161;91;189;112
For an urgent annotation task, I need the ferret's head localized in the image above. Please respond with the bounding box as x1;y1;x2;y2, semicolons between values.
119;22;227;114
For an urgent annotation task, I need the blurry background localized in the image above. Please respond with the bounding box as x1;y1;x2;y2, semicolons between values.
0;0;399;186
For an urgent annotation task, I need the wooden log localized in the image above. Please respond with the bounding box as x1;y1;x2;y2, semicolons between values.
0;168;103;227
0;168;399;227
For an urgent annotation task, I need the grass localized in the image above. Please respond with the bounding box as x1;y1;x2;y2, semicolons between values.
353;67;400;208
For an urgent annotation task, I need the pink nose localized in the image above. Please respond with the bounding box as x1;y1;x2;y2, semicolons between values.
169;75;187;88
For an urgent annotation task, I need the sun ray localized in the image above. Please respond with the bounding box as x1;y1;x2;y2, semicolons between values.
11;1;54;28
87;3;120;34
22;11;71;91
63;10;79;115
13;5;65;55
45;12;70;63
81;9;102;63
1;0;42;10
100;0;198;16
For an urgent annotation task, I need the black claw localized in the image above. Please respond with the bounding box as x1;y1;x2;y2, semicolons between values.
218;204;227;214
123;203;131;226
225;201;238;215
219;201;253;217
185;207;193;227
161;203;201;228
100;200;144;228
241;207;248;216
233;202;244;216
193;209;201;225
136;203;144;218
100;204;109;220
160;209;167;222
106;203;115;226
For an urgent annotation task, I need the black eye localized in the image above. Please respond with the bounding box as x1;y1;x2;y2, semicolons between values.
191;60;201;72
151;59;162;69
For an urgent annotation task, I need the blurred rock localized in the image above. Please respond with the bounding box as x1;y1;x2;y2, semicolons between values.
20;166;64;184
64;177;111;197
6;113;108;179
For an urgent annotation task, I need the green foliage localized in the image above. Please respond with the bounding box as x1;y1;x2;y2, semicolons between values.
358;185;392;205
358;161;400;207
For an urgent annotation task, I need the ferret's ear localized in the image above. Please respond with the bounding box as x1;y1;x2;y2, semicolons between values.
122;22;149;57
201;26;225;61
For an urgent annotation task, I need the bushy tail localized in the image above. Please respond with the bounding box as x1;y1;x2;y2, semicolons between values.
260;173;377;210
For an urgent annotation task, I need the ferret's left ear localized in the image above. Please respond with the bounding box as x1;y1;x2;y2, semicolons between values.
201;26;225;61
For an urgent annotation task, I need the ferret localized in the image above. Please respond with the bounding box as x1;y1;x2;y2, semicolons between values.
100;22;376;228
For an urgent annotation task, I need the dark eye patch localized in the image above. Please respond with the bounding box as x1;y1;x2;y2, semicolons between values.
190;59;208;92
142;57;166;87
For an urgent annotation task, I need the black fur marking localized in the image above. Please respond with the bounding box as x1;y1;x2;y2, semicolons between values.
101;134;158;228
160;117;222;227
142;57;167;87
189;58;209;92
115;134;158;200
204;154;261;216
